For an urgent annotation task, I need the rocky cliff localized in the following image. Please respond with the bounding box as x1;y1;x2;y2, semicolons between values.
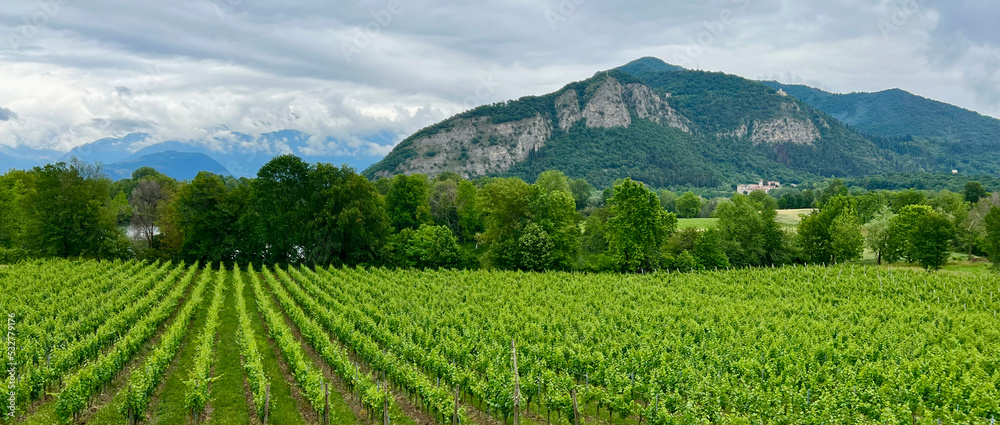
370;75;693;179
365;59;911;187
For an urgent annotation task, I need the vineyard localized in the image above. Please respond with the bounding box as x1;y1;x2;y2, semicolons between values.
1;260;999;424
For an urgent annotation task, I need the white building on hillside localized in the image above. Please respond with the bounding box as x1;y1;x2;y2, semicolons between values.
737;180;781;195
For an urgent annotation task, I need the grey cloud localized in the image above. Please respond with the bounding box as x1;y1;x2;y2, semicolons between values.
0;0;998;153
0;106;15;121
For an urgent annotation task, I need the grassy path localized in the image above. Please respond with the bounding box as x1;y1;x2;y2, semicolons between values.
241;271;308;425
142;272;217;425
207;272;253;425
261;268;369;425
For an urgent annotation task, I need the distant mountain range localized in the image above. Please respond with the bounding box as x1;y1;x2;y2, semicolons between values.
760;81;1000;174
3;57;1000;185
103;151;231;181
365;57;1000;188
0;130;391;181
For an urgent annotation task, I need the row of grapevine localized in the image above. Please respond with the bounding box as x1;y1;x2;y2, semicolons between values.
300;265;1000;424
282;266;468;423
244;265;327;415
3;260;144;409
36;262;177;398
55;263;199;422
233;264;270;421
184;266;227;418
119;265;212;421
304;266;529;420
262;266;392;421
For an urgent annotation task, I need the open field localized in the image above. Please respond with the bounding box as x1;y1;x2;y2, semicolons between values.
676;208;812;230
2;260;999;424
775;208;814;227
675;217;718;229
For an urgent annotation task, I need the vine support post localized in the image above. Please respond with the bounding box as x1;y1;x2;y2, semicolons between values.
383;390;390;425
324;382;330;425
453;385;460;425
512;338;521;425
571;388;579;425
264;384;271;424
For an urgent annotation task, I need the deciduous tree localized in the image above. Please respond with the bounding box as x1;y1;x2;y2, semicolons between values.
385;174;432;231
714;194;786;267
676;191;702;219
606;178;677;272
130;179;168;248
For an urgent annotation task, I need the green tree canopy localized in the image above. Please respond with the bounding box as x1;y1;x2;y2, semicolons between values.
169;172;244;263
863;207;898;265
23;162;128;259
890;189;927;212
692;228;730;270
305;164;391;266
982;206;1000;267
245;155;314;263
798;196;863;264
534;170;572;195
606;178;677;272
891;204;954;270
907;210;955;271
676;191;702;218
964;181;988;203
569;178;595;210
855;191;889;223
714;194;786;268
456;180;483;242
479;177;578;271
390;224;462;269
385;174;432;231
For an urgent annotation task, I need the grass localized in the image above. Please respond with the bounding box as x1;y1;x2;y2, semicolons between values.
775;208;813;227
676;217;718;229
676;209;811;230
240;272;309;425
207;274;253;425
264;278;359;425
143;274;215;425
856;250;995;274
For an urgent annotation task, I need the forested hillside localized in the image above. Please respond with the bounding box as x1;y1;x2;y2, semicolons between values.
763;81;1000;174
366;59;922;188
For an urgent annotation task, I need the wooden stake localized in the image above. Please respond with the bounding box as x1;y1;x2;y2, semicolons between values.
571;388;579;425
512;339;520;425
383;390;390;425
453;385;461;425
264;384;271;424
324;382;330;425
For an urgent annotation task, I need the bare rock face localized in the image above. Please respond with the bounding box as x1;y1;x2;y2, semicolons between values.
555;77;690;132
378;76;696;179
555;90;583;131
715;124;749;139
582;77;632;128
378;115;551;179
750;117;820;145
624;84;691;132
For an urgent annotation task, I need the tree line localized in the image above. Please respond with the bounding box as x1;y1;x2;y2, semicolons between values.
1;156;998;272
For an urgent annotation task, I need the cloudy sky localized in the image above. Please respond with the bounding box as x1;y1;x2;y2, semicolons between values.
0;0;997;156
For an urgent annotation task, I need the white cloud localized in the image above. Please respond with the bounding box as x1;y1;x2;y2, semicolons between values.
0;0;997;157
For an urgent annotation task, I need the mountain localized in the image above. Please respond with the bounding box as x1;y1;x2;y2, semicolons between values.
103;151;231;181
0;145;64;171
364;58;915;188
58;130;390;179
761;81;1000;174
617;56;686;75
